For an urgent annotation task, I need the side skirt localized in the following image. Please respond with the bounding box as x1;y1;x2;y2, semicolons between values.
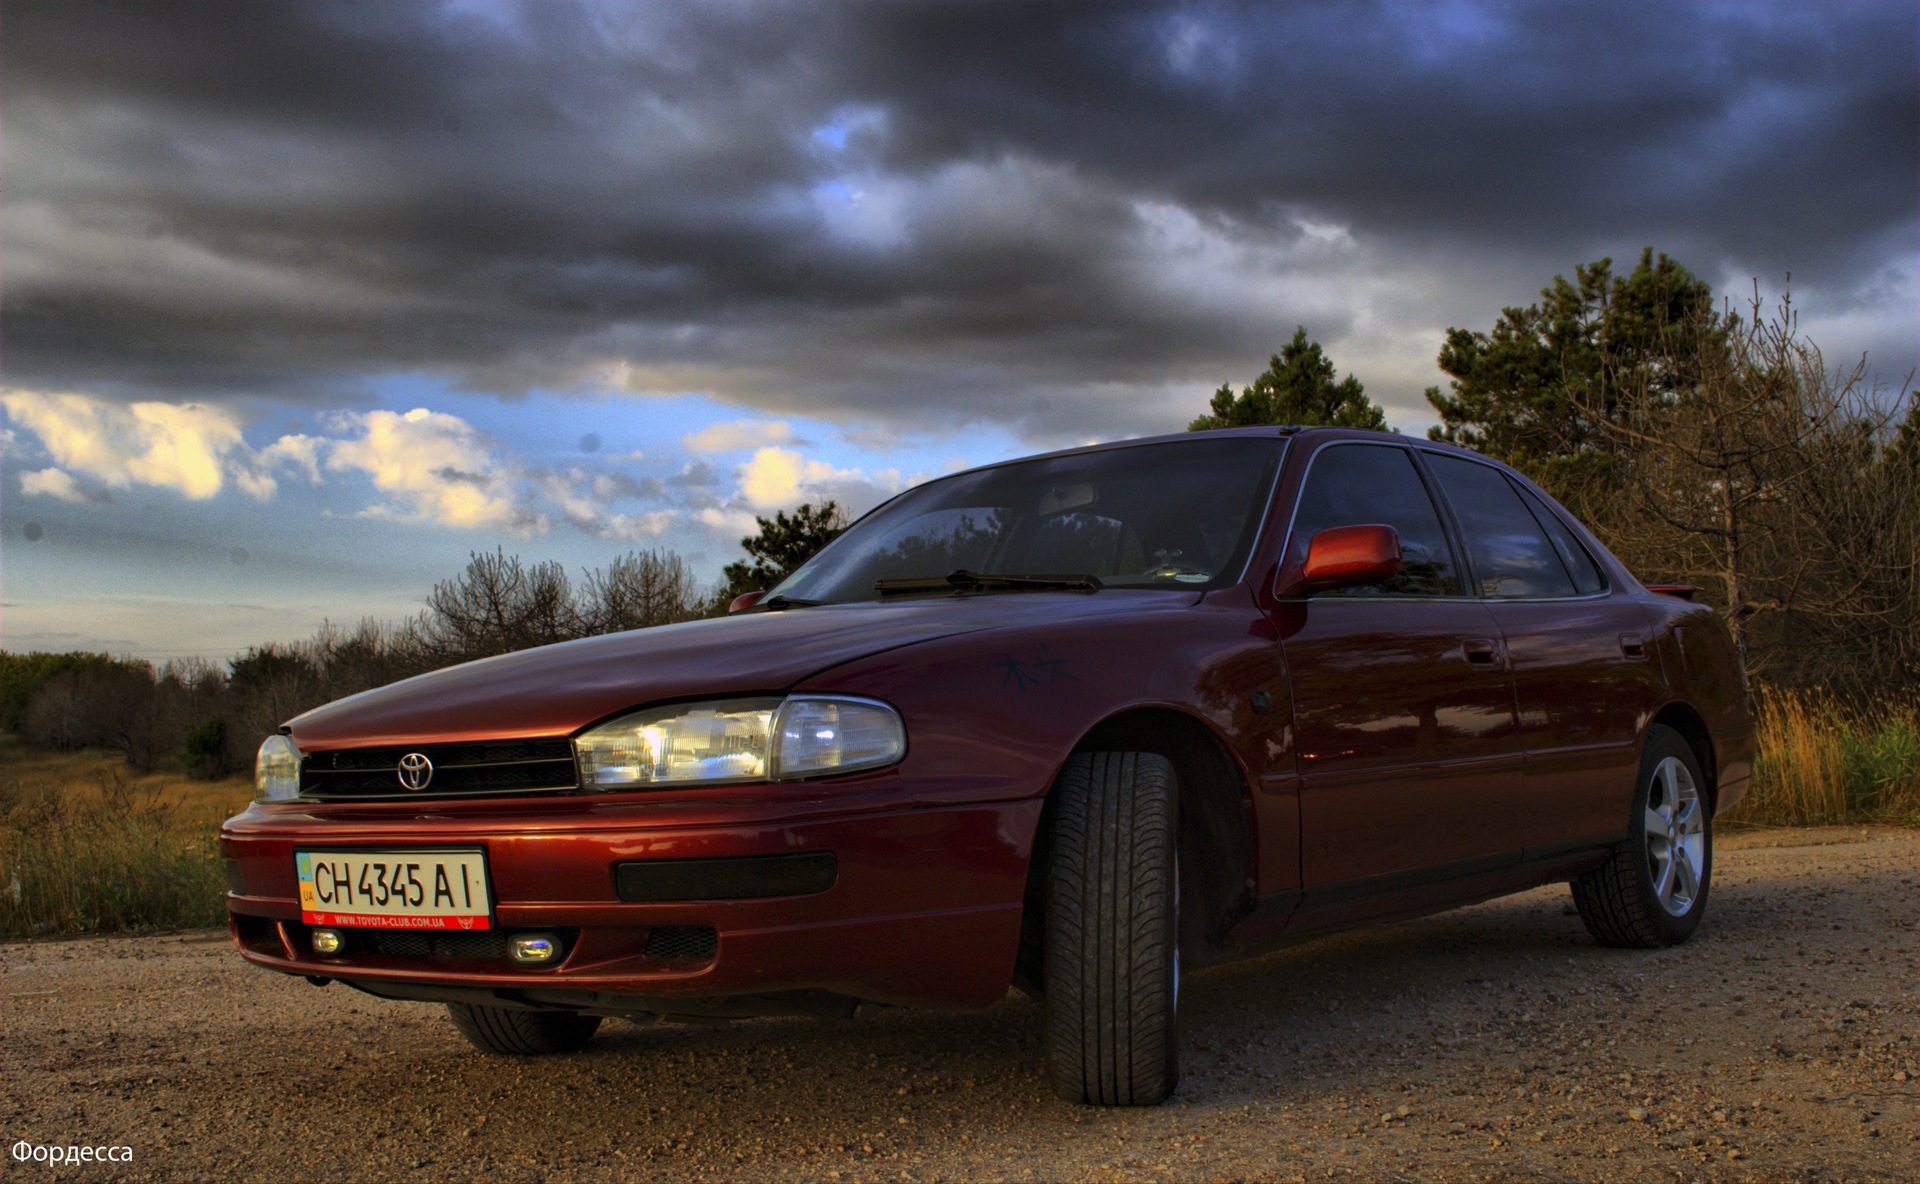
1215;833;1624;959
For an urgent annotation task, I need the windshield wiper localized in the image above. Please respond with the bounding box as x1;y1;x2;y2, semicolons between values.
758;594;822;610
875;569;1103;596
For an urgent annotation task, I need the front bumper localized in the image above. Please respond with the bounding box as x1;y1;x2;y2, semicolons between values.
222;788;1041;1011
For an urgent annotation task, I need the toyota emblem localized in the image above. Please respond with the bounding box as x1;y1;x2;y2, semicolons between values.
397;752;434;791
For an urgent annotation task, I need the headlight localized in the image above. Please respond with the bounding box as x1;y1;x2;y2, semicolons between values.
774;696;907;778
574;695;905;790
255;733;302;801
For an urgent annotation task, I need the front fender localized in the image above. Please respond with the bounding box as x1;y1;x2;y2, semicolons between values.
793;592;1290;811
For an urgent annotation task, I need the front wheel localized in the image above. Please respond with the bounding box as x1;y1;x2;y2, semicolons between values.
446;1003;601;1055
1572;725;1712;948
1042;751;1180;1106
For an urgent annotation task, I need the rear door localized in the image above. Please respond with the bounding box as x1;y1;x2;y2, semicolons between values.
1421;452;1662;852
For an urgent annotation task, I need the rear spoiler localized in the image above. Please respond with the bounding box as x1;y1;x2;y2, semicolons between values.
1645;584;1704;601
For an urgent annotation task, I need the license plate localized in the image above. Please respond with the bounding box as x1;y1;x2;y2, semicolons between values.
295;849;492;930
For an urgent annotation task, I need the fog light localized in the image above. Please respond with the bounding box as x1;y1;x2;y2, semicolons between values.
509;933;561;965
310;928;345;956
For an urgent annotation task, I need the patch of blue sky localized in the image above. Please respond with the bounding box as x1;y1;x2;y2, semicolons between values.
3;367;1043;660
808;104;886;158
350;373;1020;495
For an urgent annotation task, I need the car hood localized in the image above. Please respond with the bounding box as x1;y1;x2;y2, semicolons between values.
286;591;1198;749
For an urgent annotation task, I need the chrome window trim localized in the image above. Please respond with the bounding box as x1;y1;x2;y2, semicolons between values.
1272;437;1616;604
1415;446;1617;601
1272;437;1467;601
1226;435;1293;590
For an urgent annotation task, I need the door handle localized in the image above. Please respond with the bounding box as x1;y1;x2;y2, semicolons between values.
1619;634;1648;660
1462;638;1502;669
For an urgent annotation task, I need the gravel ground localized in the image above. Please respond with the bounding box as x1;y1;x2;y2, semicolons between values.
3;826;1913;1183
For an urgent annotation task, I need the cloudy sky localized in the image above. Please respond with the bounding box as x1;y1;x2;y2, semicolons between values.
4;0;1915;661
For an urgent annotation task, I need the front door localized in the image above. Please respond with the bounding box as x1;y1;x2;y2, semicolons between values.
1282;599;1523;885
1272;442;1526;894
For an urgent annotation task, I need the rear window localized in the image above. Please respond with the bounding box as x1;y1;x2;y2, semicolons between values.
1515;483;1608;595
1424;453;1579;598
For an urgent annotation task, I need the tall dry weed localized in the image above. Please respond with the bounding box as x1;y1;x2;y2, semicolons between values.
0;768;228;938
1730;689;1920;827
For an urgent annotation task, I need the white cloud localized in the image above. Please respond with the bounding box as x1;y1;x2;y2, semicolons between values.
2;388;764;542
699;505;763;539
233;469;278;501
682;418;795;452
737;446;824;507
733;446;913;516
325;408;543;532
1;389;250;499
257;433;326;484
602;510;677;540
536;467;683;542
19;466;112;505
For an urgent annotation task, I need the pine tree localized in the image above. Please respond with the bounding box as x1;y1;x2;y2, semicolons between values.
1189;327;1388;431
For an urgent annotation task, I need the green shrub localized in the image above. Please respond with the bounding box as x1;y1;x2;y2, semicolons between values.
181;715;233;780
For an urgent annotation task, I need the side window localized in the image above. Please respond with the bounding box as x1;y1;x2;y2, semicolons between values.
1287;444;1462;596
1515;483;1608;594
1424;454;1577;598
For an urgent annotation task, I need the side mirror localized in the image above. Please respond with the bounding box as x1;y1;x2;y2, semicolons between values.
728;590;768;614
1296;524;1401;592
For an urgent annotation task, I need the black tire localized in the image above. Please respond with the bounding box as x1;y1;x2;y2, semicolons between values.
1042;751;1180;1106
446;1003;601;1055
1572;725;1712;948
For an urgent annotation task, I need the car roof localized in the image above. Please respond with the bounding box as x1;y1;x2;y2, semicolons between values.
944;425;1497;479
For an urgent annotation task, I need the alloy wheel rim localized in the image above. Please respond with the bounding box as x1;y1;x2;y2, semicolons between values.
1643;756;1704;916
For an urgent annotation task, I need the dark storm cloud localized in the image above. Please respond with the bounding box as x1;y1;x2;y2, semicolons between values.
5;0;1914;434
854;3;1919;265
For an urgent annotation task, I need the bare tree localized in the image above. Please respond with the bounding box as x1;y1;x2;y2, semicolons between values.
14;544;725;770
1582;284;1919;691
417;549;585;662
580;549;704;634
23;661;169;770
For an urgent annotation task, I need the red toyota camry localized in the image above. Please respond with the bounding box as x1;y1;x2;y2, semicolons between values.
222;426;1753;1105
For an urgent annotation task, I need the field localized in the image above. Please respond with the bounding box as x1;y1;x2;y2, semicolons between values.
0;736;250;938
1;687;1915;939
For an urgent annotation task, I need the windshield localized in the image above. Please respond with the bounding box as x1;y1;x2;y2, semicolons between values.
769;436;1287;604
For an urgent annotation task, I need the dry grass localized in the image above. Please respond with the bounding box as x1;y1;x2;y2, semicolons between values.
1726;689;1920;828
0;736;251;938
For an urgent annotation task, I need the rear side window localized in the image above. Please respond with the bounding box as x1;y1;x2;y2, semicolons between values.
1515;483;1608;595
1287;444;1461;596
1424;453;1577;598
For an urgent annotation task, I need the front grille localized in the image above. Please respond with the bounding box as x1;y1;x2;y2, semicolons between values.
645;925;718;961
300;739;578;800
357;928;513;960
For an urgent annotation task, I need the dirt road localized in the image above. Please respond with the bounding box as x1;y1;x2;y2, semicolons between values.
3;827;1913;1182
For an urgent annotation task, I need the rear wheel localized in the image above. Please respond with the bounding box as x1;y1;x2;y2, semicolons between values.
1042;751;1180;1106
1572;725;1712;948
446;1003;601;1055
